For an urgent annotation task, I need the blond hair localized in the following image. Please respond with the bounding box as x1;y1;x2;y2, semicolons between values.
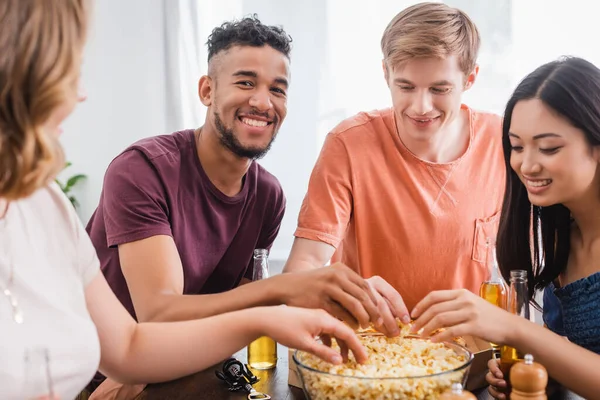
381;2;480;76
0;0;90;200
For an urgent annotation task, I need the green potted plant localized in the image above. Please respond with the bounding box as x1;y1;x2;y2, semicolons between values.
55;161;87;209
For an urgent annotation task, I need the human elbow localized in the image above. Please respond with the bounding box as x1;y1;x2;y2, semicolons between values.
133;297;175;323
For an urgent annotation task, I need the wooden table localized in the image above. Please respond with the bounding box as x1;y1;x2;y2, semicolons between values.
138;343;306;400
137;345;582;400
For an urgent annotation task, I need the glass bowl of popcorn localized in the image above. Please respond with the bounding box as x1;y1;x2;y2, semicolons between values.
292;333;473;400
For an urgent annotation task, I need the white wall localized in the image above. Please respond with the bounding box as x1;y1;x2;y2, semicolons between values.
243;0;328;259
60;0;168;223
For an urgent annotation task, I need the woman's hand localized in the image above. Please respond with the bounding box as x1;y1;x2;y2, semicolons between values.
486;357;508;399
261;306;368;364
410;289;518;344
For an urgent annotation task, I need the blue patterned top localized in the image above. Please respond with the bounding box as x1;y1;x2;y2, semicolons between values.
543;272;600;354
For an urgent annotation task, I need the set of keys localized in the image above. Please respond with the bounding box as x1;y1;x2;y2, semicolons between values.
215;357;271;399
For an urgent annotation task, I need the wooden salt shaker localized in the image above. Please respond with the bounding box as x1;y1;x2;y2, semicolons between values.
510;354;548;400
440;383;477;399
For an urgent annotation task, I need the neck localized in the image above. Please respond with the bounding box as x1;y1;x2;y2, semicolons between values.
565;186;600;248
399;108;469;163
195;126;252;197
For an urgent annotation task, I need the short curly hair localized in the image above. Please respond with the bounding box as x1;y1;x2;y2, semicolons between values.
206;14;292;62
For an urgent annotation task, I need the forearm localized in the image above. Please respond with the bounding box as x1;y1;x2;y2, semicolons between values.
103;307;266;384
509;317;600;399
282;237;335;273
141;279;285;322
283;258;321;273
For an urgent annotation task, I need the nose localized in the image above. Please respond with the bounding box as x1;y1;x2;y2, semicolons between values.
519;150;543;175
410;90;433;115
248;88;272;112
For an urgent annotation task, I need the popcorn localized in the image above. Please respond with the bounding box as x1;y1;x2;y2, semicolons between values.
295;335;470;400
358;320;467;347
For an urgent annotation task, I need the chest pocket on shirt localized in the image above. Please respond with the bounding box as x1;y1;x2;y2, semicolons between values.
471;211;500;264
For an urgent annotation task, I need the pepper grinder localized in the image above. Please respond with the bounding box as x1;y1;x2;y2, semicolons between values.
440;383;477;400
510;354;548;400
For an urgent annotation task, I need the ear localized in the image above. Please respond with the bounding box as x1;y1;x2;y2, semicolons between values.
463;64;479;91
198;75;213;107
382;60;390;87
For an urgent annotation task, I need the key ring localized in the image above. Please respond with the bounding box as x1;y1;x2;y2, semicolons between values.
248;388;271;399
216;357;271;400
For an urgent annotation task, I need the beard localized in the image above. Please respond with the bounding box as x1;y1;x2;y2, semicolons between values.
214;111;278;160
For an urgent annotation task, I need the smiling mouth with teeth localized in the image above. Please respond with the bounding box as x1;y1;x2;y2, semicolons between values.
526;179;552;187
240;116;271;128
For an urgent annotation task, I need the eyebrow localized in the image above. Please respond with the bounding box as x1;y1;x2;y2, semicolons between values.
508;132;562;140
232;70;289;88
393;78;454;86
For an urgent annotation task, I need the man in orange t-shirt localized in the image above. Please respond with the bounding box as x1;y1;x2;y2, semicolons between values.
284;3;505;334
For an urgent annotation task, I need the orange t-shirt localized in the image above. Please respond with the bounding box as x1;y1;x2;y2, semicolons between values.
295;105;505;311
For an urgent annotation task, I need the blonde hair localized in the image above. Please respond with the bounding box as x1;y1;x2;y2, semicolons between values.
0;0;89;200
381;2;480;76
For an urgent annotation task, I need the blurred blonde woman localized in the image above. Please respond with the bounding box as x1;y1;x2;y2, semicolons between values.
0;1;366;399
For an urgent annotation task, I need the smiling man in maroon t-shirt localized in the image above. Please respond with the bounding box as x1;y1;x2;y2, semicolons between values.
87;16;298;325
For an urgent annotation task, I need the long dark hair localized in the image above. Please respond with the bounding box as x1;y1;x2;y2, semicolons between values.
497;57;600;299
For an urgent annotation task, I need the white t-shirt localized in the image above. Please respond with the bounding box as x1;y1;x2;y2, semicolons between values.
0;184;101;400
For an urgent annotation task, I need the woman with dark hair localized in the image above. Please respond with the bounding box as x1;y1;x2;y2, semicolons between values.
410;56;600;399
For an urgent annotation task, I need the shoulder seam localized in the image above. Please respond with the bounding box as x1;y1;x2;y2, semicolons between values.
329;111;387;138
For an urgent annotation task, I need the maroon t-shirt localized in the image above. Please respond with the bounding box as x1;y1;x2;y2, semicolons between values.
86;129;286;319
